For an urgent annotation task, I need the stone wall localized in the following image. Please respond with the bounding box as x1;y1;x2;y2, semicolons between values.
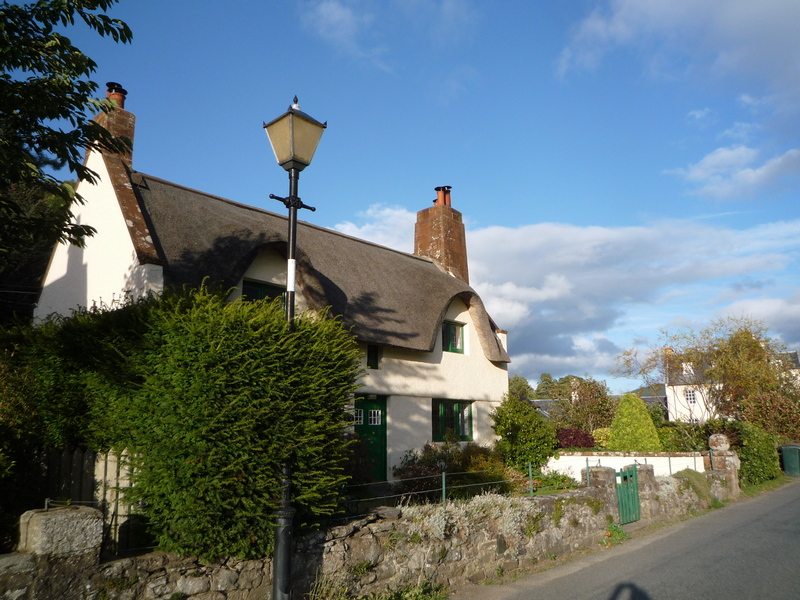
0;463;738;600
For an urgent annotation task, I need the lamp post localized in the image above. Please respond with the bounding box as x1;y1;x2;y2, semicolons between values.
263;97;326;600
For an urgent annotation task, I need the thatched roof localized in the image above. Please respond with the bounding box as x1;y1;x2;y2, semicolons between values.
130;172;510;363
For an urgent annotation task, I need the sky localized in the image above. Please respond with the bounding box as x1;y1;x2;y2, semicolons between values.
62;0;800;392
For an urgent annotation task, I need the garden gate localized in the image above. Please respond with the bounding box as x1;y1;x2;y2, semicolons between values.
615;465;640;524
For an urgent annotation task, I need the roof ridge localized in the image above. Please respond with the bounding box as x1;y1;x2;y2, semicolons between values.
133;170;434;264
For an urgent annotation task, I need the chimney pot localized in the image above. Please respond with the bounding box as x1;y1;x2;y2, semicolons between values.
106;81;128;109
434;185;451;206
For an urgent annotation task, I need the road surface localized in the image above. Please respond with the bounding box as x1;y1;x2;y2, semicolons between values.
451;479;800;600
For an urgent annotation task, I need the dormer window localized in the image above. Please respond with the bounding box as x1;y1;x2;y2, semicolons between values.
442;321;464;353
242;280;285;303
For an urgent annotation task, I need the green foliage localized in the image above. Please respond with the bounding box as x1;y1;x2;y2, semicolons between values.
113;288;361;559
647;403;666;428
0;0;132;253
616;316;800;439
592;427;611;449
0;299;153;548
657;422;705;452
604;523;628;546
508;374;535;401
0;287;361;558
0;179;78;322
551;377;616;432
607;394;662;452
704;420;781;486
392;439;509;501
491;394;557;470
673;468;713;504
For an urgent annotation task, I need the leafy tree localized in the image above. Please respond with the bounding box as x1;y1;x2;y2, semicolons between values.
551;376;616;432
491;393;557;470
534;372;558;398
1;0;132;254
615;316;800;438
607;393;662;452
534;372;579;399
508;374;535;401
0;178;78;322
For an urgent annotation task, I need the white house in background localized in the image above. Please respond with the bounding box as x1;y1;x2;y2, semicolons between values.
664;351;800;424
35;84;510;481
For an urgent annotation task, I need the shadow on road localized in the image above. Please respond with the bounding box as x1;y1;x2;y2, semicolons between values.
608;582;652;599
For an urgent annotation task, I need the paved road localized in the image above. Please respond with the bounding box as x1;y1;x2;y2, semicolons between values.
452;479;800;600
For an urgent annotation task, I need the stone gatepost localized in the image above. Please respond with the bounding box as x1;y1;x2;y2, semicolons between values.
707;434;741;499
18;506;103;600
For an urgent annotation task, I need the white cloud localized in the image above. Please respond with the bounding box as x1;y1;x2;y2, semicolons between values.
393;0;480;45
668;146;800;199
333;204;416;252
558;0;800;107
302;0;390;70
336;205;800;388
687;108;713;126
720;122;758;141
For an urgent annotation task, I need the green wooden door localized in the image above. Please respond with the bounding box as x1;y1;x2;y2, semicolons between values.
354;396;387;482
616;465;640;524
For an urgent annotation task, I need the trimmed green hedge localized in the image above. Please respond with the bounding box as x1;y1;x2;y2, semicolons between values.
607;394;662;452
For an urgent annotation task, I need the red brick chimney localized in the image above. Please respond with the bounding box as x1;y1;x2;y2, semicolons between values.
414;186;469;283
93;82;135;167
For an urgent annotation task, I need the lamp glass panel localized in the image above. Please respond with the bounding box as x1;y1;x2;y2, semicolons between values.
291;115;325;166
264;114;293;165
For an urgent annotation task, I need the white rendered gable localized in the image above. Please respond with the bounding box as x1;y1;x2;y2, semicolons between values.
35;151;163;318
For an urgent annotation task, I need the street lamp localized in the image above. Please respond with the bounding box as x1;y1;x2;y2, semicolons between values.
263;97;326;600
264;97;327;326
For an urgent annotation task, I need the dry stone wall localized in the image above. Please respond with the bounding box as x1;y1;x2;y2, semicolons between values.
0;462;738;600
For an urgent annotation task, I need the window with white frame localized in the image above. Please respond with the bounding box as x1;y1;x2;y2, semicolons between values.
684;389;697;405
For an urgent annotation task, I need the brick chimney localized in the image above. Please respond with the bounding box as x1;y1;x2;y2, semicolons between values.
93;82;135;167
414;186;469;283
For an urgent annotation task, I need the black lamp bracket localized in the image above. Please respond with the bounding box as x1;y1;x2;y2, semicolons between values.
269;194;316;212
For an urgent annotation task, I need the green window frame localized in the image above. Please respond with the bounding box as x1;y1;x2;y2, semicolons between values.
242;280;286;304
432;399;473;442
442;321;464;353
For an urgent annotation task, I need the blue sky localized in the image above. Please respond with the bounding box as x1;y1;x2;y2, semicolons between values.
66;0;800;392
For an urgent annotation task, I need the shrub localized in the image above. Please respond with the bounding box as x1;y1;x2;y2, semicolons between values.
556;428;595;449
704;420;780;486
392;439;509;501
592;427;611;449
109;288;361;559
0;300;154;550
607;394;662;452
491;395;557;470
657;422;704;452
392;440;512;501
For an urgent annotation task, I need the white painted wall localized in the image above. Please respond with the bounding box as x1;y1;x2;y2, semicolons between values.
359;298;508;401
546;452;707;479
665;383;715;423
35;151;163;318
358;297;508;475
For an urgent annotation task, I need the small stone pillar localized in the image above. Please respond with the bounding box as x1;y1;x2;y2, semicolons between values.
707;434;741;499
582;466;616;489
18;506;103;562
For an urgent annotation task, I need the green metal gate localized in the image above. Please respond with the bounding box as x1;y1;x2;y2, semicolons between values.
616;465;640;524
